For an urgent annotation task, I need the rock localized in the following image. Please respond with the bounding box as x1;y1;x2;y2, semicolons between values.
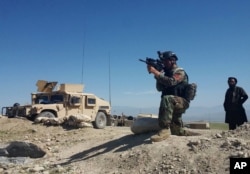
5;141;46;158
215;133;222;138
0;148;8;156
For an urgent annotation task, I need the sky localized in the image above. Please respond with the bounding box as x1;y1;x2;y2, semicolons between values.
1;0;250;115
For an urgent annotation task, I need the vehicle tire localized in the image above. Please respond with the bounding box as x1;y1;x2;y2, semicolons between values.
127;116;134;120
94;112;107;129
36;111;56;119
8;103;21;118
13;103;20;107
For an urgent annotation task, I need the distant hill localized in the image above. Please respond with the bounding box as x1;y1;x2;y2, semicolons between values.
111;105;250;123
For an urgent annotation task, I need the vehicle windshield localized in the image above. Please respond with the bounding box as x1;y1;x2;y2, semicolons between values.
35;94;64;104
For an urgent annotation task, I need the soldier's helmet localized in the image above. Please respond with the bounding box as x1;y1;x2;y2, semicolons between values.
157;51;178;61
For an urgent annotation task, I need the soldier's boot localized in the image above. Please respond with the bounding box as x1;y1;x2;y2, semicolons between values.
183;130;201;136
150;128;171;142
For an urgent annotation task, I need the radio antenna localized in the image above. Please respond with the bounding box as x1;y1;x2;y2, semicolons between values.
81;31;86;84
109;52;112;106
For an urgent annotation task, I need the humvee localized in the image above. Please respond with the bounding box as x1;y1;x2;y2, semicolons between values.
1;80;112;129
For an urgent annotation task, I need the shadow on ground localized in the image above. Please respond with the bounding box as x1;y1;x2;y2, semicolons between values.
58;131;155;165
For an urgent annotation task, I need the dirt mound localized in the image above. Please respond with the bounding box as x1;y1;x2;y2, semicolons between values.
0;115;249;173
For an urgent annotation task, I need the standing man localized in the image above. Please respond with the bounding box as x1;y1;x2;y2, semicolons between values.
223;77;248;130
147;51;198;142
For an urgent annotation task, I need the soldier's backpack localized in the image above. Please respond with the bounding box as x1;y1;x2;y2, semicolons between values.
182;68;197;101
173;68;197;101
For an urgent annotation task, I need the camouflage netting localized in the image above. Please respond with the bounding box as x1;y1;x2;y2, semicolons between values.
34;114;93;128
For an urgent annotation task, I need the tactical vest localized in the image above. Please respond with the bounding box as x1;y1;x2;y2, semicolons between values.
161;68;197;102
162;81;188;99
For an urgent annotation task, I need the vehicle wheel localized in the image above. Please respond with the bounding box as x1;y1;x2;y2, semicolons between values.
36;111;55;119
94;112;107;129
13;103;20;107
8;103;21;118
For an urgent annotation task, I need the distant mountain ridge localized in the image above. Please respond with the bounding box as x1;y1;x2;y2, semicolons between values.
111;105;250;123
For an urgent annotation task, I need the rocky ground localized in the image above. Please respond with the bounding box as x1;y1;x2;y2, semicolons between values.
0;115;250;174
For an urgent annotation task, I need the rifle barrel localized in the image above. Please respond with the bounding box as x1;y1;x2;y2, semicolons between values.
139;59;146;63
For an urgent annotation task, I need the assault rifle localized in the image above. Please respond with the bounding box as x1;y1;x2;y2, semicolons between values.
139;58;164;73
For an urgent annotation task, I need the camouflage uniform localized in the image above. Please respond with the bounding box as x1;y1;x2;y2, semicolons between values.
155;67;190;135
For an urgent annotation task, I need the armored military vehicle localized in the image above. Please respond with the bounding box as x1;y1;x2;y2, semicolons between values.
1;80;112;129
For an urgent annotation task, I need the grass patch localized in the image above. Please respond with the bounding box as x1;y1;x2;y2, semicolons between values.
209;122;228;130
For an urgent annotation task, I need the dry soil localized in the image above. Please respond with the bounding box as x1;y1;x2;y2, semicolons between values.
0;115;250;174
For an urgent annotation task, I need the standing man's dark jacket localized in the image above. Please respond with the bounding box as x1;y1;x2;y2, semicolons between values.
224;85;248;126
